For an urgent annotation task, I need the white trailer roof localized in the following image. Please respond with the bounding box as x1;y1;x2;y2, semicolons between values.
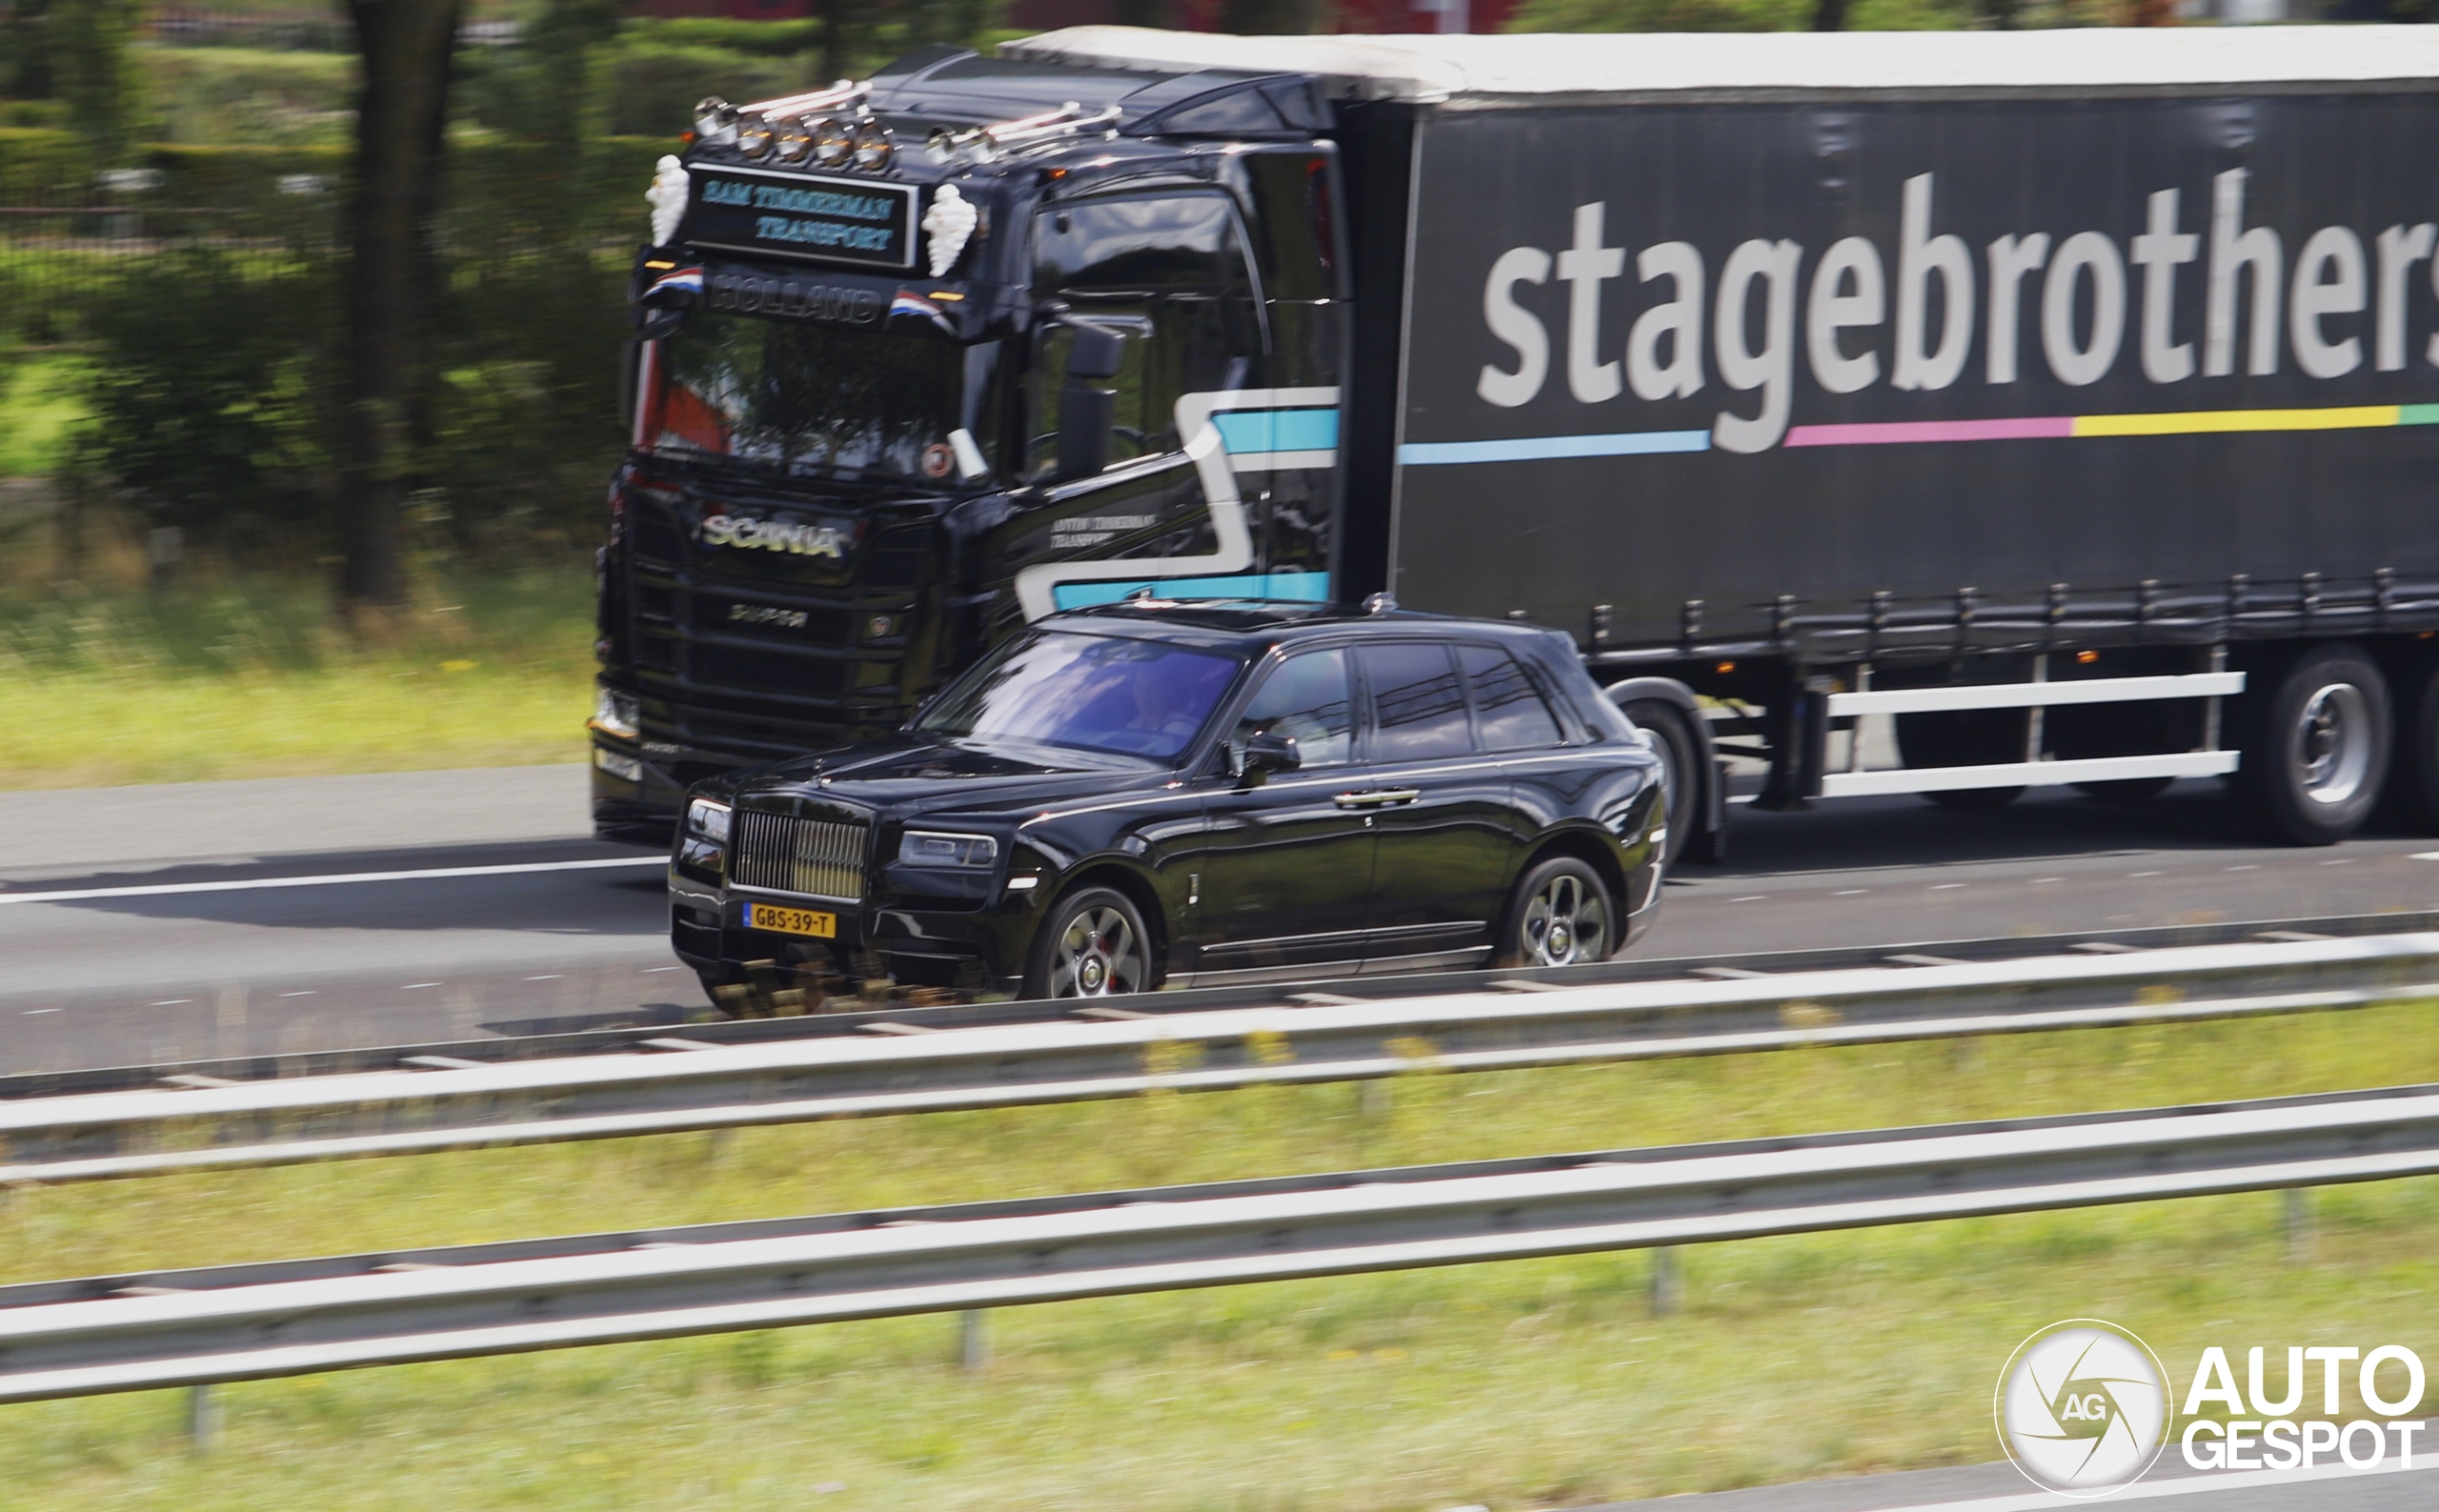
1003;25;2439;103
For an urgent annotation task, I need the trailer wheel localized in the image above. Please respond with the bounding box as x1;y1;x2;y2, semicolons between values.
1895;710;2026;811
2380;656;2439;833
2230;644;2391;845
1619;700;1699;868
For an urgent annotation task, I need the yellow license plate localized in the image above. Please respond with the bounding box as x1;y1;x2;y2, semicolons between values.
743;902;837;938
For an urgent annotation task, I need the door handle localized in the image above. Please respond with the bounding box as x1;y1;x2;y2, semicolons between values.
1333;788;1421;809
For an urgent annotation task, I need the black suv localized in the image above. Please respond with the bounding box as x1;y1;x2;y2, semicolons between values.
668;600;1666;1003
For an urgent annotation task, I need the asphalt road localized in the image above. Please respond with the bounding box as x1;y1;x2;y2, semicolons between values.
6;765;2439;1076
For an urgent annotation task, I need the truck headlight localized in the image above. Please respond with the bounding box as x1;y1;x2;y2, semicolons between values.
897;831;997;869
685;797;732;843
592;686;638;740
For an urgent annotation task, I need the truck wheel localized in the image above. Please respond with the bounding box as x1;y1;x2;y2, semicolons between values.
1023;885;1156;999
2230;644;2391;845
1895;710;2026;811
2380;657;2439;833
1620;699;1699;868
1496;856;1616;968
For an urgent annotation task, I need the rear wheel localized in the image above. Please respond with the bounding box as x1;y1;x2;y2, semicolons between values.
2230;644;2391;845
1619;698;1700;868
1496;856;1617;969
1022;885;1156;1000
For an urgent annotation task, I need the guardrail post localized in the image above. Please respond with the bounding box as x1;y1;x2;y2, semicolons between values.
1649;1246;1682;1317
2284;1188;2314;1264
185;1383;216;1451
958;1309;990;1371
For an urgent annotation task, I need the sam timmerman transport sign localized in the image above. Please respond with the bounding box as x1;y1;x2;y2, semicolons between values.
686;168;917;271
1996;1320;2429;1497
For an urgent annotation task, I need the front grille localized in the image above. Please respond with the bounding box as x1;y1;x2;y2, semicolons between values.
732;809;869;900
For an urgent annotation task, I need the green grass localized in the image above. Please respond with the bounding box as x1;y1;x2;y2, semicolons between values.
0;563;595;787
2;1003;2436;1509
0;350;91;477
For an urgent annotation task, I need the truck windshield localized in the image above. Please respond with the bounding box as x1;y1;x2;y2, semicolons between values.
644;312;998;481
917;631;1244;761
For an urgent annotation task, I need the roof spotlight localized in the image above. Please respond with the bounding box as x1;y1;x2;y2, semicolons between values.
851;120;894;171
693;96;736;146
811;116;854;168
773;119;813;163
734;113;775;158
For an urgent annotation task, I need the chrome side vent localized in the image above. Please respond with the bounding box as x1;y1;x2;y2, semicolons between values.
732;810;867;900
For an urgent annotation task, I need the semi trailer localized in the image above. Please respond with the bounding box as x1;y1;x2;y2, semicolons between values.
595;25;2439;862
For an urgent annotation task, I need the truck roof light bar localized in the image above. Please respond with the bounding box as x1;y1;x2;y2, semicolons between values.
926;101;1122;166
741;79;867;120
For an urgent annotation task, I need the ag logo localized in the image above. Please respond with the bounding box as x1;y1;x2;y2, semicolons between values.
1996;1320;2170;1497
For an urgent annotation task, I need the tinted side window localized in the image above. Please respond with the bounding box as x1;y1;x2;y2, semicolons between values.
1361;643;1474;762
1230;649;1353;767
1035;196;1248;293
1459;644;1564;752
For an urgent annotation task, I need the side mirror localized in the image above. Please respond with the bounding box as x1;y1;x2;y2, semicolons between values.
1239;730;1300;785
1054;319;1128;481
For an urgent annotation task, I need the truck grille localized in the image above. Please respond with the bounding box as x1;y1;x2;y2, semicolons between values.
731;810;868;900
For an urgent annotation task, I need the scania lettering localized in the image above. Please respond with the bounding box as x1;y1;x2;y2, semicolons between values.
595;29;2439;861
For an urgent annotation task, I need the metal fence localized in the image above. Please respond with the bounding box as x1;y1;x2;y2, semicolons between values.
3;1079;2435;1402
4;930;2435;1186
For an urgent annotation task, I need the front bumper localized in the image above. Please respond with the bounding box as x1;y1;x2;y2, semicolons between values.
669;870;1039;995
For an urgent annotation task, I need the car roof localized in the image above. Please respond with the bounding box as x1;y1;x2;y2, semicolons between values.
1043;598;1566;655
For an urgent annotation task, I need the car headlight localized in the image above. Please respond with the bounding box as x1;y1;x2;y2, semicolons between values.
593;686;638;740
897;831;998;869
685;797;732;843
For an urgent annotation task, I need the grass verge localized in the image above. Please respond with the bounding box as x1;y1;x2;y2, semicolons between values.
1;1002;2435;1509
0;563;594;788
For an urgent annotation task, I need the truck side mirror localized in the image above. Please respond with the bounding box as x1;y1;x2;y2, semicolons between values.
1055;320;1128;481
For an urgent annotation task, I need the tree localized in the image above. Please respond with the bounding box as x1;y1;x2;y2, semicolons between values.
338;0;462;613
48;0;146;161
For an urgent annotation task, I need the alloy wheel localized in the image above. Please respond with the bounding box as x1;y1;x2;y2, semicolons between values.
1048;904;1146;997
2293;682;2373;806
1517;870;1612;967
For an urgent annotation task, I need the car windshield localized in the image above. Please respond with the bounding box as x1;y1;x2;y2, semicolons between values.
917;632;1244;760
643;311;1002;481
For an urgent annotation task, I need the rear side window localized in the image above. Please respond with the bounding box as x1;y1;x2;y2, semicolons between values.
1360;642;1473;762
1459;644;1564;752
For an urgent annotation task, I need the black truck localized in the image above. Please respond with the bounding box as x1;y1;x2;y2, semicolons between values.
595;25;2439;863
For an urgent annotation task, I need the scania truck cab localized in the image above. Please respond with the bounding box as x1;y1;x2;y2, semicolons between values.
591;47;1354;840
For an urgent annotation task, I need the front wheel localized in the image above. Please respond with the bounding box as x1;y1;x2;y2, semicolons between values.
1496;856;1618;969
1022;885;1157;999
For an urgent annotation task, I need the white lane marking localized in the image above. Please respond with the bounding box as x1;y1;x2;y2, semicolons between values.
23;1008;57;1015
2030;877;2064;884
2320;857;2355;866
2130;871;2164;877
1929;883;1966;891
400;982;441;991
1833;889;1869;896
524;975;563;981
643;966;680;973
1860;1454;2437;1511
1730;895;1768;902
0;856;664;905
2227;864;2262;871
149;999;192;1006
278;991;316;998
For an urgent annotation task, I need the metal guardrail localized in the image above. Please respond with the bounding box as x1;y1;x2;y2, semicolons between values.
4;932;2436;1186
14;909;2431;1099
4;1080;2438;1402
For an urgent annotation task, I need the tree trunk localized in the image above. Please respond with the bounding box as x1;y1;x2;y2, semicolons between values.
339;0;460;614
